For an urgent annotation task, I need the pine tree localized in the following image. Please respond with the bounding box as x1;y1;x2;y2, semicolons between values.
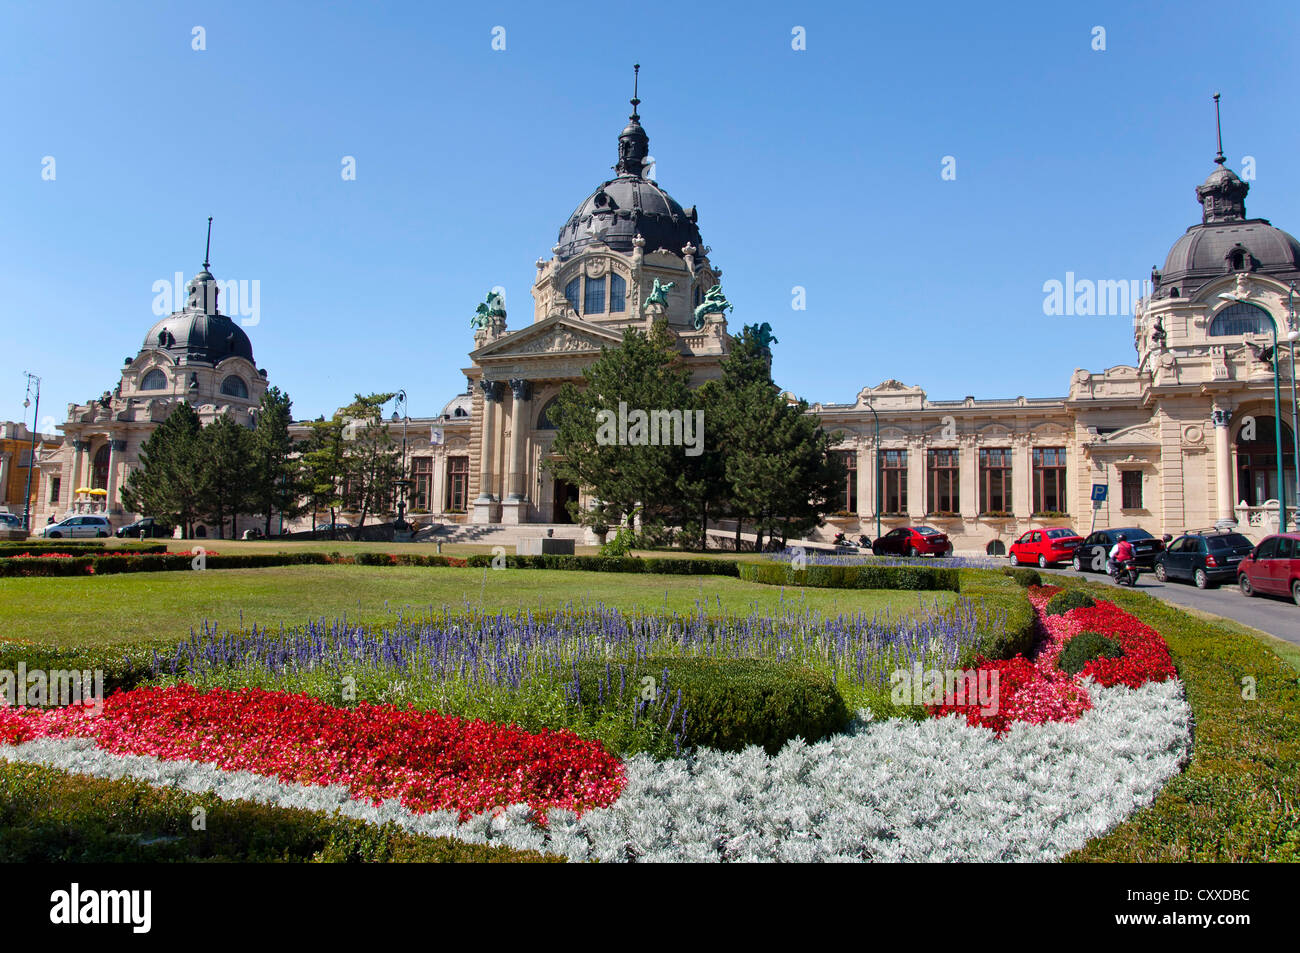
199;413;256;539
250;386;305;535
302;418;346;537
121;401;204;538
545;323;692;531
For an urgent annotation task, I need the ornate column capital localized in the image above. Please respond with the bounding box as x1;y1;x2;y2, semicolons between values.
508;378;533;402
111;439;127;452
478;379;504;402
1210;407;1232;428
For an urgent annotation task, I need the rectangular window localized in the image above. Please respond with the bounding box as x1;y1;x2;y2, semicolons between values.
927;449;960;515
881;449;907;516
834;451;857;513
410;457;433;511
609;273;626;312
18;449;32;468
1032;447;1067;514
584;276;605;315
446;457;469;512
1121;470;1143;510
49;476;61;504
979;447;1012;515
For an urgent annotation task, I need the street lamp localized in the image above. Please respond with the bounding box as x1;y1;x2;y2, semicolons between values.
1224;292;1300;531
1288;283;1300;507
391;390;410;537
21;373;40;533
861;397;881;541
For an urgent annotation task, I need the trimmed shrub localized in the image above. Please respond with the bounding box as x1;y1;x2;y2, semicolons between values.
576;657;849;755
0;761;558;863
1044;588;1096;617
737;561;960;592
0;551;334;577
955;570;1038;664
1057;630;1125;676
1002;567;1043;588
463;553;740;576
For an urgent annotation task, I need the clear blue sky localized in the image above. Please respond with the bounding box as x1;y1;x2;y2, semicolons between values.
4;0;1299;427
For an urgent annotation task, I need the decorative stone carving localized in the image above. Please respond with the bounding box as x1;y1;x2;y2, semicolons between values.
509;379;533;401
478;379;504;402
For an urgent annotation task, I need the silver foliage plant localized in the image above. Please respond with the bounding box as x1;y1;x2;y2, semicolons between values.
0;680;1190;863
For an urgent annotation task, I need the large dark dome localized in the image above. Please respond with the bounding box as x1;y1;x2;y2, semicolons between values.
1152;161;1300;300
143;310;254;365
555;175;702;261
554;78;703;261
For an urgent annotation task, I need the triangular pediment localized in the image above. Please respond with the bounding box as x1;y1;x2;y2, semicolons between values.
472;315;623;361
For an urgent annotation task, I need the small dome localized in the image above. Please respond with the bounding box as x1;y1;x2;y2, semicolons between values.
143;311;254;365
440;393;472;418
556;176;702;261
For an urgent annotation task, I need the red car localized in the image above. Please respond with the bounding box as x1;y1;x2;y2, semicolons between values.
1010;527;1083;568
871;526;952;557
1237;532;1300;606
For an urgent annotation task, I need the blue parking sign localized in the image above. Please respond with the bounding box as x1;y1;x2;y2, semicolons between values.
1091;484;1108;502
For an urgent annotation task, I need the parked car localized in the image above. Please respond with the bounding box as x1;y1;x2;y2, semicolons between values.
1237;532;1300;606
0;513;22;529
1072;527;1165;572
871;526;952;557
1009;527;1083;568
41;515;111;538
315;522;352;538
116;517;173;539
1155;530;1254;589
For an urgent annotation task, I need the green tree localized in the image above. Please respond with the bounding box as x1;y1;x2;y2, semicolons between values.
198;413;256;539
545;323;693;531
121;401;204;538
340;393;400;532
250;386;306;536
302;418;347;537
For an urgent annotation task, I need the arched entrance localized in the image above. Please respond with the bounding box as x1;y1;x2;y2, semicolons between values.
1235;415;1296;505
552;479;579;524
92;444;111;490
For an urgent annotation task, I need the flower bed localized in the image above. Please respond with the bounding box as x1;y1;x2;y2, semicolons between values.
0;685;624;822
927;584;1177;733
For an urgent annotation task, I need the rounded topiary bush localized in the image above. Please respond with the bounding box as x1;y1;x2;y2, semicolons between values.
1057;630;1124;675
576;657;850;755
1003;567;1043;587
1044;588;1096;617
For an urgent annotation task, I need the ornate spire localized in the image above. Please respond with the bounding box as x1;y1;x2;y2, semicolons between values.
614;64;649;178
1196;93;1248;224
1213;92;1225;166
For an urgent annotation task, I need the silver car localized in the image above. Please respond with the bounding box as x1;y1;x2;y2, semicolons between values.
42;515;112;538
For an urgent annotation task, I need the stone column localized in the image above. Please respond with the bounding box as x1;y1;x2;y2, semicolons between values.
500;379;532;524
959;438;978;520
69;439;88;513
907;442;927;519
1012;436;1032;521
106;438;126;515
1211;407;1235;524
855;446;872;522
472;380;503;524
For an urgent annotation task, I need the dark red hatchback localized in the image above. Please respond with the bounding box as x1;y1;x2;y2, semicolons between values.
871;526;953;557
1237;533;1300;606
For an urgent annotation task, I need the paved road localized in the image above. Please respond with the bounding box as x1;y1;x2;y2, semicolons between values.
1033;562;1299;646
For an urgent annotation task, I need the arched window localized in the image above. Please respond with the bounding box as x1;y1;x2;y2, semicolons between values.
564;278;581;313
583;276;605;315
1236;415;1296;505
536;397;560;430
140;369;167;390
609;273;626;312
1210;302;1275;337
92;444;111;490
221;375;248;398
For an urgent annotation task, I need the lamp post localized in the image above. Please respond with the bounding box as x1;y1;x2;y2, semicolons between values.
390;390;410;537
21;373;40;533
861;398;881;541
1262;320;1300;532
1288;283;1300;507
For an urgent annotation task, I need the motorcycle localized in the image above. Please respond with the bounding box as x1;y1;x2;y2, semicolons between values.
1109;558;1140;587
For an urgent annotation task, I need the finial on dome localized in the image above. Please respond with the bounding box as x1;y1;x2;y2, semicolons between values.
203;216;213;270
614;64;650;178
630;63;640;120
1213;93;1225;166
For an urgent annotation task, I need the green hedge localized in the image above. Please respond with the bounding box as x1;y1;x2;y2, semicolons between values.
1044;589;1096;617
465;553;741;576
0;642;160;696
0;541;167;556
1001;567;1043;588
1064;585;1300;862
737;561;960;592
0;761;558;863
954;570;1039;665
1057;630;1123;675
0;551;333;577
576;657;850;755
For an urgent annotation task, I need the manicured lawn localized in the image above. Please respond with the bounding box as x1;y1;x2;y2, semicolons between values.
0;564;955;649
